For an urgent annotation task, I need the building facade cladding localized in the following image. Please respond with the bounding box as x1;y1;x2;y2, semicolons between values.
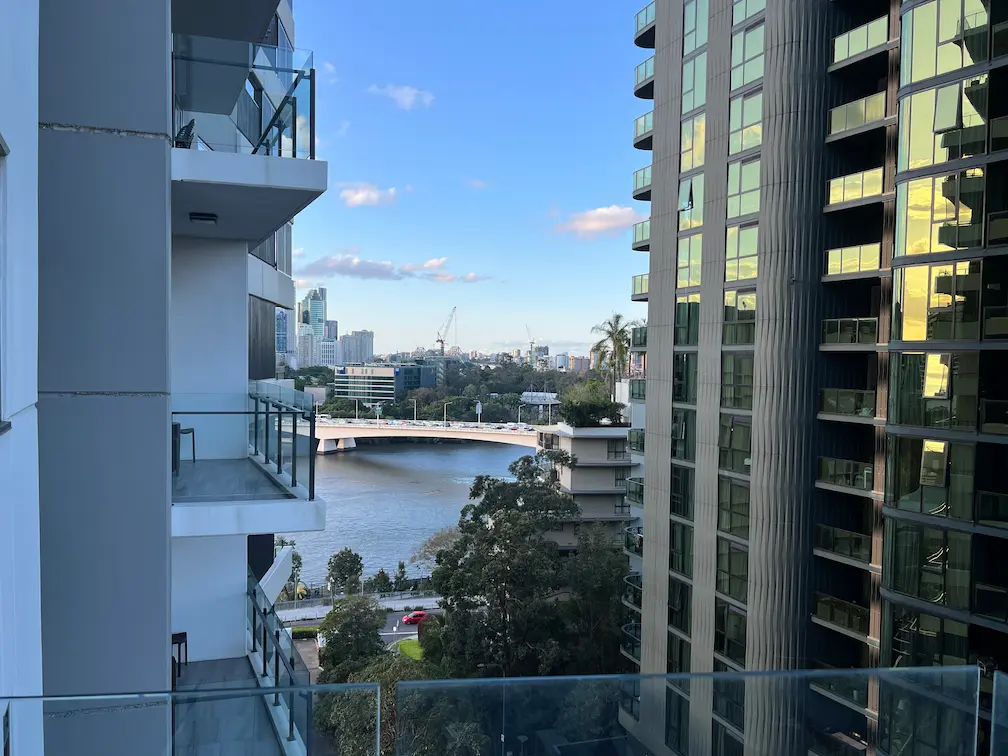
628;0;918;753
330;366;397;403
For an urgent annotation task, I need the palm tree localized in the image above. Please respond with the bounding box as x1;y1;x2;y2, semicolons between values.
591;313;638;399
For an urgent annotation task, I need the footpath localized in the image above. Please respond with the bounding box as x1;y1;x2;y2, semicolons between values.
276;594;442;624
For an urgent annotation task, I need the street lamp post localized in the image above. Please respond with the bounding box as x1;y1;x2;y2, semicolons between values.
354;398;359;420
518;404;528;424
412;398;418;421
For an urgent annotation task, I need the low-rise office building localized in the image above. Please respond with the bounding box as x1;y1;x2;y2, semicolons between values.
329;362;438;404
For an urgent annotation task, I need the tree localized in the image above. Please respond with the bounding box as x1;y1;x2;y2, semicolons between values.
558;379;625;427
591;313;637;399
410;526;461;574
371;568;393;594
275;536;303;596
317;594;387;683
328;547;364;595
394;561;409;592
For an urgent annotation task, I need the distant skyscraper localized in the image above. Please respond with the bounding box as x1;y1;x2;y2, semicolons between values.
297;323;317;368
301;288;326;340
318;338;343;367
340;330;374;364
325;319;339;339
275;309;289;353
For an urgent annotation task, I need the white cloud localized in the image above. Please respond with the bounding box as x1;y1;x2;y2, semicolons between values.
462;272;489;283
295;252;487;284
292;248;304;257
428;273;457;283
367;84;435;110
322;61;338;83
400;257;448;272
338;183;398;207
464;178;489;190
555;205;647;238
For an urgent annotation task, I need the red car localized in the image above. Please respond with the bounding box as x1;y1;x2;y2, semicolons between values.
402;610;427;625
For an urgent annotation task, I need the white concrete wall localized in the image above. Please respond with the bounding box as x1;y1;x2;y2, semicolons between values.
171;237;250;459
171;535;248;662
248;253;294;309
567;466;623;492
0;0;45;751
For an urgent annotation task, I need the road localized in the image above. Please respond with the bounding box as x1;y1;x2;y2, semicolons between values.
286;609;443;642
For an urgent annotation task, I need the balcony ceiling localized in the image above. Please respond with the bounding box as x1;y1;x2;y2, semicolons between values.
172;0;277;43
174;37;253;116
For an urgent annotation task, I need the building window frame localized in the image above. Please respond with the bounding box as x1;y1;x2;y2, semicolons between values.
677;234;703;287
681;112;707;172
673;352;698;404
679;174;705;231
683;0;709;55
732;0;765;26
727;157;761;218
670;520;694;578
668;576;693;635
716;538;749;603
718;476;750;538
729;90;763;155
725;224;758;282
675;294;701;346
715;597;748;666
672;408;696;461
682;51;708;113
730;22;765;91
718;415;752;475
671;464;695;520
721;353;754;410
665;688;691;756
723;289;756;345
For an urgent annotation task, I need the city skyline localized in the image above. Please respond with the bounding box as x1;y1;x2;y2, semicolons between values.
287;0;646;354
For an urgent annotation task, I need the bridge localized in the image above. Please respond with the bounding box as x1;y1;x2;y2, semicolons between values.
306;418;539;452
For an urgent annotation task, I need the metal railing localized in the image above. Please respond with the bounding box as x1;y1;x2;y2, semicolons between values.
621;623;642;662
811;661;870;709
623;573;643;611
624;525;644;556
626;478;645;506
634;56;655;86
815;524;871;563
635;2;656;32
628;428;645;454
821;317;878;346
814;592;870;635
833;15;888;64
824;243;881;276
629;379;647;401
632;273;649;298
633;219;650;245
818;457;873;492
633;165;652;193
829;92;886;135
827;167;884;205
820;389;876;418
634;111;654;140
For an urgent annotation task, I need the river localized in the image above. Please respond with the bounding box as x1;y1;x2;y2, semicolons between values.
291;442;526;585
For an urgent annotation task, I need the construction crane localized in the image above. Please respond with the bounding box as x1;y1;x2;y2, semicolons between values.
526;325;536;368
436;307;457;355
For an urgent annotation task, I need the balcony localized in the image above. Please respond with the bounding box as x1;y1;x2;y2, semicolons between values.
626;478;645;507
629;379;646;402
827;92;887;139
634;110;654;150
631;326;647;351
810;661;871;711
170;382;325;537
832;16;889;67
621;623;643;663
623;572;643;612
813;592;870;638
814;524;872;565
632;219;650;251
819;389;876;420
634;56;655;99
632;165;652;201
170;35;327;242
820;317;878;349
810;728;871;756
634;2;656;48
628;428;645;453
977;491;1008;529
817;457;874;497
631;273;649;301
824;243;881;278
826;167;885;208
624;525;644;560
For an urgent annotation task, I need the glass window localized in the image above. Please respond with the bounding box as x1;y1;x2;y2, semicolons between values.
679;174;705;230
885;519;971;611
901;0;992;86
608;438;628;459
672;408;696;461
718;415;752;474
713;660;746;732
730;23;765;90
675;293;701;346
899;75;988;171
721;353;754;410
727;159;760;218
670;521;694;577
889;352;979;430
673;352;698;403
723;289;756;345
893;260;981;340
683;0;709;54
886;435;975;522
717;538;749;603
895;169;985;257
682;52;708;112
718;477;750;538
732;0;765;26
680;113;707;171
729;91;763;154
884;604;969;670
615;466;630;488
725;224;758;281
668;576;692;634
671;464;695;520
713;720;745;756
668;633;691;693
715;598;747;665
665;688;690;756
677;234;703;287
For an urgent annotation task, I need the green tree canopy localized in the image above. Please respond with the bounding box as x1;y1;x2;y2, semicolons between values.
317;594;387;683
558;379;625;427
327;547;364;594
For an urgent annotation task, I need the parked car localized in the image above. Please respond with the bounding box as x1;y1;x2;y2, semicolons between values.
402;610;427;625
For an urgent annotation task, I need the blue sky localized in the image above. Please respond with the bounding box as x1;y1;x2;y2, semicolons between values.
290;0;649;355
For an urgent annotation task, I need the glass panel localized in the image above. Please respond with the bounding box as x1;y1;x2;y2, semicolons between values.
834;15;889;63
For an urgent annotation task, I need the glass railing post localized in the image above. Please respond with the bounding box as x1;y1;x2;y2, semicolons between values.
290;412;298;487
309;411;316;500
262;616;269;677
276;404;283;474
274;629;281;705
264;404;271;463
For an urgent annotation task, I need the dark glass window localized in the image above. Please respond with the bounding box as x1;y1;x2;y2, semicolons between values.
671;521;694;577
721;353;754;409
886;435;974;521
718;415;752;474
608;438;628;459
713;720;744;756
682;51;708;112
718;477;750;538
893;260;982;340
665;688;690;756
672;465;695;520
723;289;756;345
669;576;692;635
717;538;749;603
889;351;979;429
675;294;701;346
684;0;709;54
885;519;971;611
668;632;692;694
679;178;705;231
674;352;698;403
715;598;747;666
713;659;746;732
672;408;696;461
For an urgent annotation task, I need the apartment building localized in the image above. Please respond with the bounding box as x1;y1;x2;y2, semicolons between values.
0;0;328;753
627;0;1008;753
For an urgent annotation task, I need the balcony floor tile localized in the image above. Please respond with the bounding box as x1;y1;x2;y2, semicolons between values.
172;458;294;503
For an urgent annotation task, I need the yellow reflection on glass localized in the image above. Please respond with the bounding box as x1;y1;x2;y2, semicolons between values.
902;265;930;340
911;2;938;82
923;353;951;398
905;178;933;255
